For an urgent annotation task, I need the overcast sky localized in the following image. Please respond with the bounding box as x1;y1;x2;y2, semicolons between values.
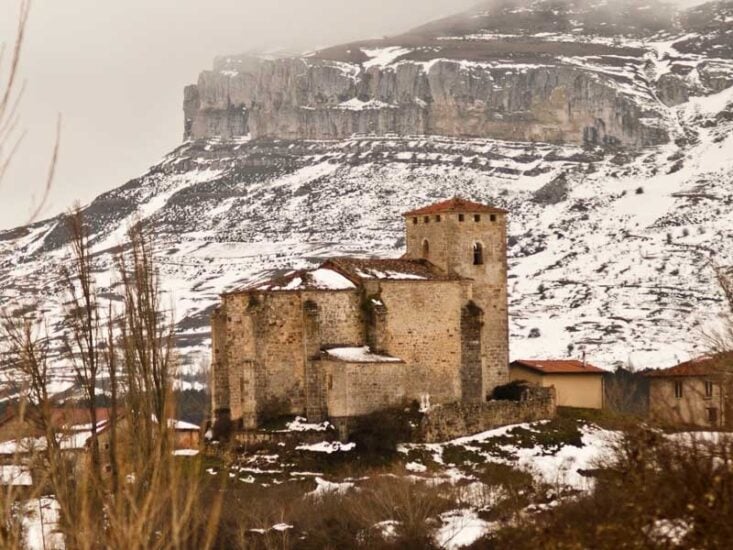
0;0;710;231
0;0;478;230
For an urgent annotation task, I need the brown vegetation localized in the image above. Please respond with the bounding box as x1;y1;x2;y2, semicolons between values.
485;429;733;549
0;210;222;549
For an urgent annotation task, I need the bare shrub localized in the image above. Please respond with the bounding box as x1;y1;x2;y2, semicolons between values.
487;429;733;548
1;215;222;549
604;365;648;417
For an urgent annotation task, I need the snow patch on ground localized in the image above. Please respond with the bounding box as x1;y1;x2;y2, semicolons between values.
324;346;402;363
297;441;356;453
282;417;333;432
308;477;355;497
23;497;64;550
435;509;494;549
361;47;412;69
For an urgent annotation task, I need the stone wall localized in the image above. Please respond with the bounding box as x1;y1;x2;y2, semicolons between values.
233;428;335;449
417;386;556;443
215;289;363;426
302;290;364;347
405;210;509;398
323;359;407;418
376;280;471;404
460;302;484;403
210;307;230;416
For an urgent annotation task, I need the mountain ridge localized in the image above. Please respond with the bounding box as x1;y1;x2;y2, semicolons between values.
2;0;733;396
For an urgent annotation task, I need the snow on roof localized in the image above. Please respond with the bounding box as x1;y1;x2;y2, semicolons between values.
167;419;201;431
324;346;403;363
324;258;462;282
0;437;45;455
0;429;94;454
0;465;32;486
511;359;605;375
243;267;357;293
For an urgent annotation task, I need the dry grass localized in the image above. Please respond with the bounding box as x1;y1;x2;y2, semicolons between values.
1;212;222;549
208;472;456;550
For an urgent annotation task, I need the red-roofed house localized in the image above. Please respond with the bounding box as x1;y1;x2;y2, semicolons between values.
509;359;606;409
0;407;112;444
645;354;733;428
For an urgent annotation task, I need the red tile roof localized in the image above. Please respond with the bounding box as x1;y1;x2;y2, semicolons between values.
403;197;507;217
0;407;113;432
48;408;112;428
511;359;605;375
645;353;733;378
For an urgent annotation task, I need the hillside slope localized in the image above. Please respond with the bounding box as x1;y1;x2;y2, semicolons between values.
1;0;732;394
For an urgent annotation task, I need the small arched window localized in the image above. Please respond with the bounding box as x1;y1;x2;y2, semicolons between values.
473;242;484;266
422;239;430;259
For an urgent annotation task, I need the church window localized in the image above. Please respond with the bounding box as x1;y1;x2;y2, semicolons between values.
474;214;481;222
422;239;430;259
459;214;465;222
674;381;683;399
473;242;484;266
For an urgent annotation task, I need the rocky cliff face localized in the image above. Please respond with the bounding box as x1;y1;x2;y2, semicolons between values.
2;0;733;397
184;57;668;147
183;0;733;147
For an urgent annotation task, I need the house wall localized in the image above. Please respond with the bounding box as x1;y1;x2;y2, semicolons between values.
510;367;604;409
648;376;726;428
210;308;229;416
323;359;408;418
404;211;509;398
173;430;200;450
0;417;34;443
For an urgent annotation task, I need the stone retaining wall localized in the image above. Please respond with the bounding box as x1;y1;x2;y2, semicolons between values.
233;429;335;448
417;386;556;443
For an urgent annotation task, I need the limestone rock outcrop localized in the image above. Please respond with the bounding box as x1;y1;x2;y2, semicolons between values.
184;55;669;147
183;0;733;147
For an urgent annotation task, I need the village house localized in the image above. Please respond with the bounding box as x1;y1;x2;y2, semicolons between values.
646;354;733;428
0;407;113;461
509;359;606;409
0;406;201;482
210;198;511;433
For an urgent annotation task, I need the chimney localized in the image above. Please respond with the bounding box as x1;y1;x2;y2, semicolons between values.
582;351;587;368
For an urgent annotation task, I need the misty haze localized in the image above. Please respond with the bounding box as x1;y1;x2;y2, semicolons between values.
1;0;733;548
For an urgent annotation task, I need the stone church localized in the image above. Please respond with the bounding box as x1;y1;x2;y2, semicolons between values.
210;198;509;430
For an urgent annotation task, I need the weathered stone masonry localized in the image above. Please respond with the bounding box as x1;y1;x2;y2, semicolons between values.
210;198;516;430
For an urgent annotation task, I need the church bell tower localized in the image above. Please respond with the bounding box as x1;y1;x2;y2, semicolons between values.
403;197;510;398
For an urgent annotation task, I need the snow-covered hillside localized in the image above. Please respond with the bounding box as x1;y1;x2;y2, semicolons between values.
1;0;733;396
